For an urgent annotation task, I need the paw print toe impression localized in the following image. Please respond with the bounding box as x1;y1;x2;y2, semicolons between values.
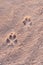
13;34;16;39
9;35;12;40
6;38;10;43
13;39;18;43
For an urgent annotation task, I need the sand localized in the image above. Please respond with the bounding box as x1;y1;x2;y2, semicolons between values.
0;0;43;65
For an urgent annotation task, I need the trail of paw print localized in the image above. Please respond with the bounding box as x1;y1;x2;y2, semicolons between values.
6;33;18;47
23;16;32;27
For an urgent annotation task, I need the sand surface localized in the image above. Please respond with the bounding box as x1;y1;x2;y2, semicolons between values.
0;0;43;65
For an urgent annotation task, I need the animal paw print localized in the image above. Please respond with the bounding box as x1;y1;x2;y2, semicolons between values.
23;16;32;26
6;32;18;47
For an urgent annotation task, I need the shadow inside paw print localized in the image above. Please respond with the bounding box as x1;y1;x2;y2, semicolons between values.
9;33;16;40
8;33;16;40
6;38;10;43
12;34;16;39
9;35;12;40
23;17;32;26
13;39;18;44
6;33;17;46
